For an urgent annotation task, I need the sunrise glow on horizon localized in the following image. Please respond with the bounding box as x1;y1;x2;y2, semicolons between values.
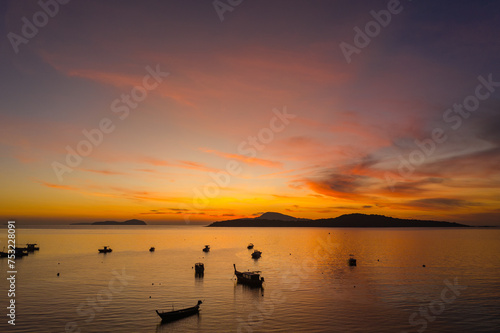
1;1;499;225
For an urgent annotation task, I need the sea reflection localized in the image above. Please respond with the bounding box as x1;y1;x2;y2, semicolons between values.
0;226;499;332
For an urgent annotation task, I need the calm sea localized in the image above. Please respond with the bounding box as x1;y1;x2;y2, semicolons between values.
0;226;499;332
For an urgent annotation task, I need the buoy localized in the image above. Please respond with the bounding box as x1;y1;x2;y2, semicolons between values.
57;273;60;276
422;265;426;267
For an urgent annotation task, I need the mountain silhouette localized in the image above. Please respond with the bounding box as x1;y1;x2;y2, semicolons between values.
255;212;310;221
71;219;147;225
207;212;468;228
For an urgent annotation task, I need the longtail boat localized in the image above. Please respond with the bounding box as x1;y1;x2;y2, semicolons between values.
156;300;202;322
233;264;264;287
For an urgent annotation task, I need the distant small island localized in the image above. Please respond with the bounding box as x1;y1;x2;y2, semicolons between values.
71;219;147;226
207;212;469;228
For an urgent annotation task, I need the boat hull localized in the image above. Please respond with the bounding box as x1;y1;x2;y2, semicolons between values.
236;275;264;287
156;301;202;323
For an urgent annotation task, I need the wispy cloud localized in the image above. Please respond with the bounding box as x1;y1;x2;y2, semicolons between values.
80;169;126;175
405;198;481;210
139;156;218;172
37;181;78;191
201;148;283;168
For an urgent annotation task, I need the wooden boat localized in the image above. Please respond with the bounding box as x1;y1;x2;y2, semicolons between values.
233;264;264;287
156;300;202;322
251;250;262;259
202;245;210;252
98;246;112;253
195;263;204;274
149;247;155;252
247;243;254;249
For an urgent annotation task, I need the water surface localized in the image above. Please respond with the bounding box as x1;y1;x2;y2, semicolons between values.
0;226;499;332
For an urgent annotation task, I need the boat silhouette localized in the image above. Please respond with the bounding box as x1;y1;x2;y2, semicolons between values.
156;300;202;322
98;246;112;253
233;264;264;287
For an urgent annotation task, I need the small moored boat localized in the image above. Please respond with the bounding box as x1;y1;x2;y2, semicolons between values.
202;245;210;252
98;246;112;253
251;250;262;259
247;243;254;249
233;264;264;287
156;300;202;322
348;255;357;266
149;247;155;252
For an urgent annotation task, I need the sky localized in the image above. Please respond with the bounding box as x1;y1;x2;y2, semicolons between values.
0;0;499;225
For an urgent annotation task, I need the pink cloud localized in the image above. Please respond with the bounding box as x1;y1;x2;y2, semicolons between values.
201;148;282;168
37;181;78;191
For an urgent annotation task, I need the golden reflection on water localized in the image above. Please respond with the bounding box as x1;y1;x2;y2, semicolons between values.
0;226;499;332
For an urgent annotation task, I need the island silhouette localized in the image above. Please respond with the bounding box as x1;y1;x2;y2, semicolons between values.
208;212;468;228
71;219;147;226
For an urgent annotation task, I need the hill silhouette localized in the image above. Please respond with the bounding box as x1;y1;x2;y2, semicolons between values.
255;212;311;221
207;213;468;228
71;219;147;225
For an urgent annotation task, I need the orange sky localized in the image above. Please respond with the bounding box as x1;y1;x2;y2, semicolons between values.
1;1;499;225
